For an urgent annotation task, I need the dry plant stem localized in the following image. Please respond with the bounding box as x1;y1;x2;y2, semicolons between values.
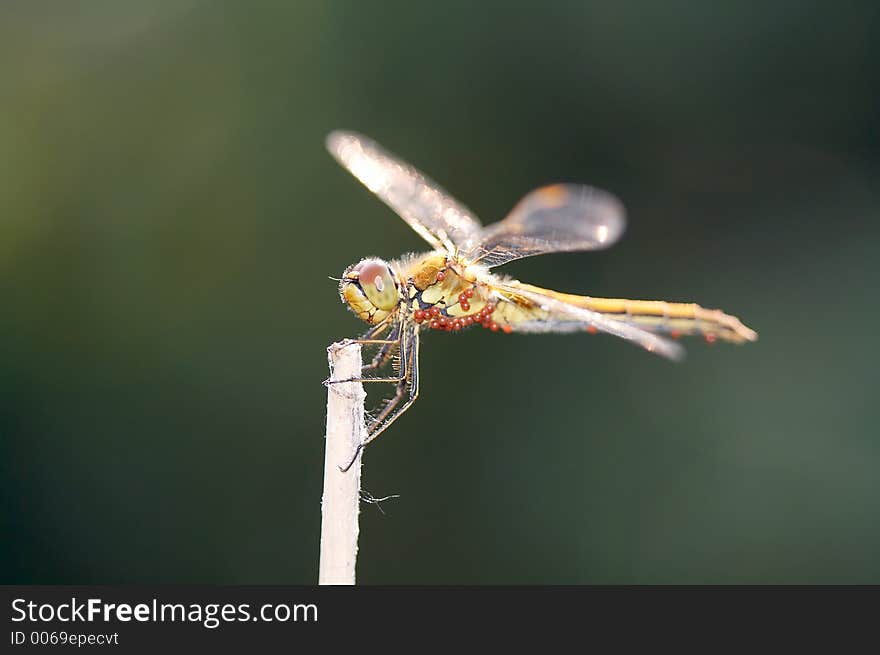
319;340;365;585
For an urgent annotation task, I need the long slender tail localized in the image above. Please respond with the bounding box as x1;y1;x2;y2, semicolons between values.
512;283;758;344
561;294;758;344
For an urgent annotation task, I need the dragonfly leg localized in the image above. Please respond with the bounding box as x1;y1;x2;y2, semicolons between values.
361;340;399;373
338;380;417;472
325;373;406;386
361;322;402;372
324;344;403;385
325;323;403;384
364;379;417;444
338;324;420;472
339;388;408;471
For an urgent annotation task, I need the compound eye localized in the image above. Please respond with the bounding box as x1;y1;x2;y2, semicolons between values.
358;260;388;292
355;259;398;311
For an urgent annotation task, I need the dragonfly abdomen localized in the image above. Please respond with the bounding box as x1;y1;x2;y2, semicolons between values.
551;292;756;344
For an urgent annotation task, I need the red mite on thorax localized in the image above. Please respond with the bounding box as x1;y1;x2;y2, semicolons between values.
414;286;505;333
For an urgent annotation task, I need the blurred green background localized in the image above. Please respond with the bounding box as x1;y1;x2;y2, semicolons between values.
2;1;879;584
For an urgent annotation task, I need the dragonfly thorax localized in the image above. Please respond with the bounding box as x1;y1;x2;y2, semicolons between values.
339;258;402;325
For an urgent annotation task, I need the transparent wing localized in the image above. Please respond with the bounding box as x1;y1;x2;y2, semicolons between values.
326;130;483;252
490;279;685;361
464;184;626;268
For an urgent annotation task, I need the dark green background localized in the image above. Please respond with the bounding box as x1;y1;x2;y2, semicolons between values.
2;1;878;583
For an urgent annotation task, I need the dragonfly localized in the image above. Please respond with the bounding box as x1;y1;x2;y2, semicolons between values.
326;130;757;470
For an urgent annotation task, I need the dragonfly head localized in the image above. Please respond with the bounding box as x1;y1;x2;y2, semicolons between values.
339;258;400;324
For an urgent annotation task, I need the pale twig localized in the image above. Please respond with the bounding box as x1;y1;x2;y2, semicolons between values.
319;340;365;585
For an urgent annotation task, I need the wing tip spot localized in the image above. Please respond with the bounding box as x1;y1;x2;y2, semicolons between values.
536;184;570;208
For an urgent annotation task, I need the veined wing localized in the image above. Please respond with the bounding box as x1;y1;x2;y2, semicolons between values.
489;279;685;361
464;184;626;268
326;131;483;252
